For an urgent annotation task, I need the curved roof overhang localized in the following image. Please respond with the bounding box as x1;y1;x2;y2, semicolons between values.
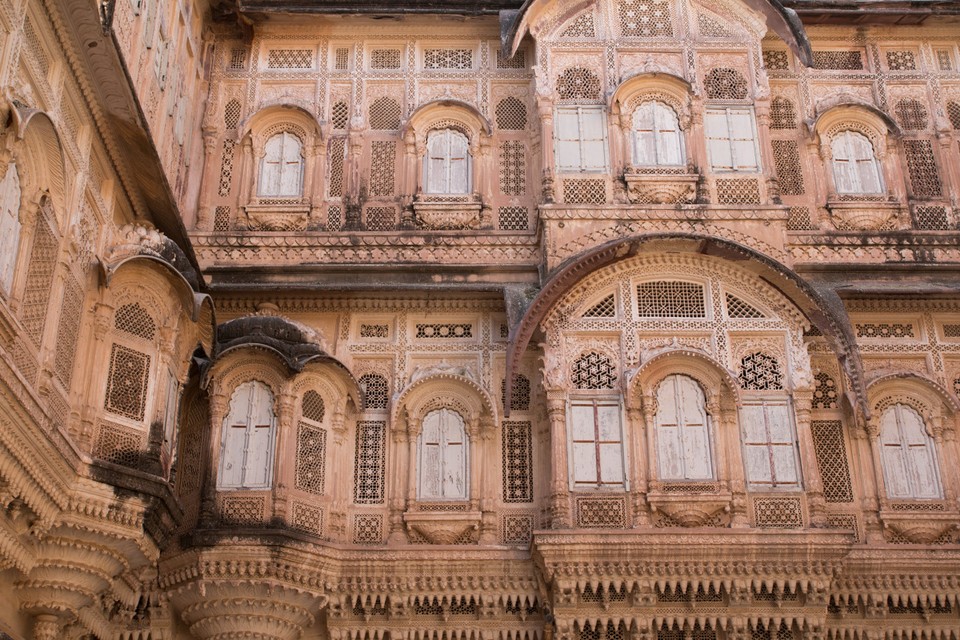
504;233;868;418
502;0;813;67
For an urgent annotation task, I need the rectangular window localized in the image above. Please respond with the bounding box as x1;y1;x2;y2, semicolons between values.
740;399;801;489
354;420;386;504
569;399;625;489
705;107;760;172
555;106;608;173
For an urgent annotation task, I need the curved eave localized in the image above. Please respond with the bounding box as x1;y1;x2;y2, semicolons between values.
504;233;868;419
99;254;210;322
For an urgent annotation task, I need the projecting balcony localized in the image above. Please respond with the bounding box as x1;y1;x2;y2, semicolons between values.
622;166;701;205
412;192;485;230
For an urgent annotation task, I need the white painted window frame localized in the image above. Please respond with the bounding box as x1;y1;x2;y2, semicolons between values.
554;105;609;173
879;403;944;500
217;381;277;490
567;396;629;491
653;374;716;482
704;106;761;173
739;397;803;491
416;408;470;500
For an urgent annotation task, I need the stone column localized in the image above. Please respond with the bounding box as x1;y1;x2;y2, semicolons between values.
240;138;256;209
794;390;828;526
387;415;409;543
32;614;63;640
199;386;228;527
545;392;571;528
536;96;556;203
272;389;296;525
476;135;494;228
719;400;749;528
929;415;957;504
195;131;219;229
753;100;780;204
859;418;886;543
627;403;650;526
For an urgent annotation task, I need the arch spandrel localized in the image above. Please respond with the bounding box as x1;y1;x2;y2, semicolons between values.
504;233;867;419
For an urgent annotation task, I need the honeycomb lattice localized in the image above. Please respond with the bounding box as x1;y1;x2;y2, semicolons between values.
556;67;601;102
618;0;673;38
704;68;748;100
415;323;472;339
855;322;915;338
267;49;312;69
754;496;803;528
895;99;929;130
354;421;386;504
54;277;83;387
725;293;764;318
95;422;144;468
576;496;627;528
333;47;350;71
21;219;57;345
498;207;528;231
370;48;402;70
369;141;397;196
496;49;526;69
738;352;783;390
115;303;156;340
886;50;917;71
213;206;231;231
291;502;323;535
763;50;789;70
331;101;349;130
563;179;606;204
218;140;235;197
369;97;401;130
571;351;617;389
328;138;346;198
903;139;942;199
637;281;705;317
104;344;151;421
811;421;854;503
914;206;950;230
353;513;383;544
584;293;616;318
423;48;473;70
501;374;531;411
219;495;264;525
812;372;839;410
365;206;396;231
770;97;797;129
947;102;960;129
224;99;241;128
500;514;533;544
561;12;596;38
813;50;863;70
502;420;533;503
772;140;805;196
359;373;388;410
716;178;761;205
787;206;814;230
495;96;527;130
499;141;526;196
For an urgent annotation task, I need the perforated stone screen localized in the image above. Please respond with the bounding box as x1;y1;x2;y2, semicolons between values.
354;420;386;504
502;420;533;503
495;97;527;130
295;421;326;495
104;343;150;421
811;421;854;502
571;351;617;389
637;281;706;317
618;0;672;38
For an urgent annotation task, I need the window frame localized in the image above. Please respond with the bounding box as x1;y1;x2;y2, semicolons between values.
0;163;23;296
704;106;761;173
567;397;628;490
652;374;715;482
739;397;803;491
422;128;472;195
830;129;884;195
631;100;686;167
258;131;305;198
554;105;609;173
417;407;470;500
879;402;943;500
217;380;277;490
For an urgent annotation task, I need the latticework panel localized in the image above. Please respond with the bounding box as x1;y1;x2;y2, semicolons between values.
576;496;627;528
267;49;312;69
500;513;534;544
353;513;383;544
894;99;929;131
812;50;863;70
295;421;326;495
563;179;606;204
291;501;323;535
716;178;761;204
365;207;396;231
618;0;673;37
104;344;151;421
772;140;804;196
914;206;951;230
95;422;144;468
219;495;265;525
302;389;325;422
218;140;236;197
903;140;942;199
333;47;350;71
495;97;527;130
370;48;402;70
787;206;814;230
213;206;231;231
501;374;531;411
725;293;764;318
811;421;854;503
499;141;526;196
571;351;617;389
415;323;472;339
496;48;526;69
738;352;783;390
54;276;83;388
886;50;917;70
763;50;789;70
947;101;960;129
115;303;156;340
584;293;616;318
812;372;839;410
20;219;58;345
369;97;401;130
826;513;859;541
637;281;705;317
359;323;389;338
369;141;397;196
498;207;528;231
359;373;389;409
327;205;342;231
753;496;803;528
502;421;533;503
423;48;473;70
561;12;596;38
228;48;247;71
224;99;241;129
704;68;748;100
855;322;915;338
770;97;797;129
556;67;601;102
331;101;349;130
328;138;346;198
354;421;386;504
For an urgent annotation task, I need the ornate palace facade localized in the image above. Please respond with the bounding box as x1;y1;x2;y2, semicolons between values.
2;0;960;638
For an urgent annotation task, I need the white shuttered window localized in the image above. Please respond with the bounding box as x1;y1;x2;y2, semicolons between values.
632;101;684;166
655;375;713;480
259;132;304;197
218;381;277;489
555;106;609;173
740;399;801;489
0;164;22;295
831;131;883;195
879;403;942;499
418;408;468;499
424;129;471;194
569;399;625;489
704;107;760;172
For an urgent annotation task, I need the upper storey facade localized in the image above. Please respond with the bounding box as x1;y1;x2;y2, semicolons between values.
178;0;960;289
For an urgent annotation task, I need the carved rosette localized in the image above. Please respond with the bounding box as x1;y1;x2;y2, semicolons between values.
623;172;699;205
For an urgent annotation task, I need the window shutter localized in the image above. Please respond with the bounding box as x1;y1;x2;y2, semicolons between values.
678;376;712;480
448;132;469;194
898;405;941;498
280;133;303;196
426;132;448;194
728;110;758;171
243;384;274;487
880;406;912;498
555;109;583;172
596;402;624;485
705;110;733;171
220;425;247;487
766;401;799;485
419;411;443;497
0;165;22;294
632;103;657;165
570;402;599;485
579;108;607;171
440;410;466;498
654;102;683;166
740;402;772;484
655;375;712;480
260;136;284;196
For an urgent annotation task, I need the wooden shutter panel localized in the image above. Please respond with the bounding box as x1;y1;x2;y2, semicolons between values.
580;108;607;171
570;402;599;485
440;410;466;498
654;103;683;166
279;133;303;197
898;405;942;498
728;110;758;171
555;109;583;171
678;375;712;480
632;103;657;165
880;406;912;498
740;402;772;484
0;165;22;293
705;110;733;171
219;383;254;488
596;402;624;485
261;135;284;196
243;383;274;487
419;410;443;498
448;132;470;194
766;401;799;485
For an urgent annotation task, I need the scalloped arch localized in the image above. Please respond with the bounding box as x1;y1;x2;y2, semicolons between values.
868;372;960;417
632;348;742;407
404;100;492;141
393;372;498;427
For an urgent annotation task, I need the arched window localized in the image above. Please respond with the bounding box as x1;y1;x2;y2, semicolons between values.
0;163;22;294
631;101;684;166
418;408;468;499
218;381;277;489
258;132;304;197
831;130;883;195
879;403;942;499
424;129;470;194
654;374;713;480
